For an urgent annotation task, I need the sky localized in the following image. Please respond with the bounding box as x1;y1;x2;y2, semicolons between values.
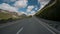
0;0;50;16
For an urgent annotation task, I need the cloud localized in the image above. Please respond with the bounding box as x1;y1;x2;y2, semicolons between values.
26;5;36;15
20;11;26;14
0;3;18;12
14;0;28;8
16;12;25;15
0;3;35;16
19;11;28;15
27;5;35;12
0;3;25;15
30;11;36;15
27;11;36;15
38;0;50;10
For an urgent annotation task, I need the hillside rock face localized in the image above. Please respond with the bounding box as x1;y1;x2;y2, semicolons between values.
36;0;60;21
0;9;27;20
0;9;18;19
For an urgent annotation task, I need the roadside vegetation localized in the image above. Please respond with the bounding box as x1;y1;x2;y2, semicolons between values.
0;10;27;24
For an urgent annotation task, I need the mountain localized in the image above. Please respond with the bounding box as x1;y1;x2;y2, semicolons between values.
0;9;17;20
0;9;27;20
35;0;60;21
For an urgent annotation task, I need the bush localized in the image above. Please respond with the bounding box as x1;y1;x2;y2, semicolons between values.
0;19;7;24
7;18;13;22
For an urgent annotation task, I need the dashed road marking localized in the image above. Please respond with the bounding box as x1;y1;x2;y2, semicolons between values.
16;27;23;34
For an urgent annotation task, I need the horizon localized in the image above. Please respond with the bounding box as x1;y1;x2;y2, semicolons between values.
0;0;50;15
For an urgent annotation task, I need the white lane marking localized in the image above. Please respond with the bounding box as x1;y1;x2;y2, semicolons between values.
33;17;56;34
16;27;23;34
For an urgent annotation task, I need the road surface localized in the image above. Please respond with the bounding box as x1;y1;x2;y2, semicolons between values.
0;16;56;34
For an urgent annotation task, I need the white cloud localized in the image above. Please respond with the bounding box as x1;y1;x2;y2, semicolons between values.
0;3;35;16
0;3;26;15
38;0;50;11
16;12;25;15
19;11;36;16
30;11;36;15
14;0;28;8
0;3;18;12
27;11;36;15
19;11;28;15
26;5;35;15
27;6;35;12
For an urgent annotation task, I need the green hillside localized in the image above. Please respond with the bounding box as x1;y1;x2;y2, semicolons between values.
0;9;26;24
0;12;19;20
0;9;28;24
35;0;60;21
0;12;12;20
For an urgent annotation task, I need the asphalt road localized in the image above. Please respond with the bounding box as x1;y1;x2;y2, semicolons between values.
0;16;56;34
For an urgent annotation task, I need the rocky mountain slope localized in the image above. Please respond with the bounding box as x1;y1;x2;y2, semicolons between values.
35;0;60;21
